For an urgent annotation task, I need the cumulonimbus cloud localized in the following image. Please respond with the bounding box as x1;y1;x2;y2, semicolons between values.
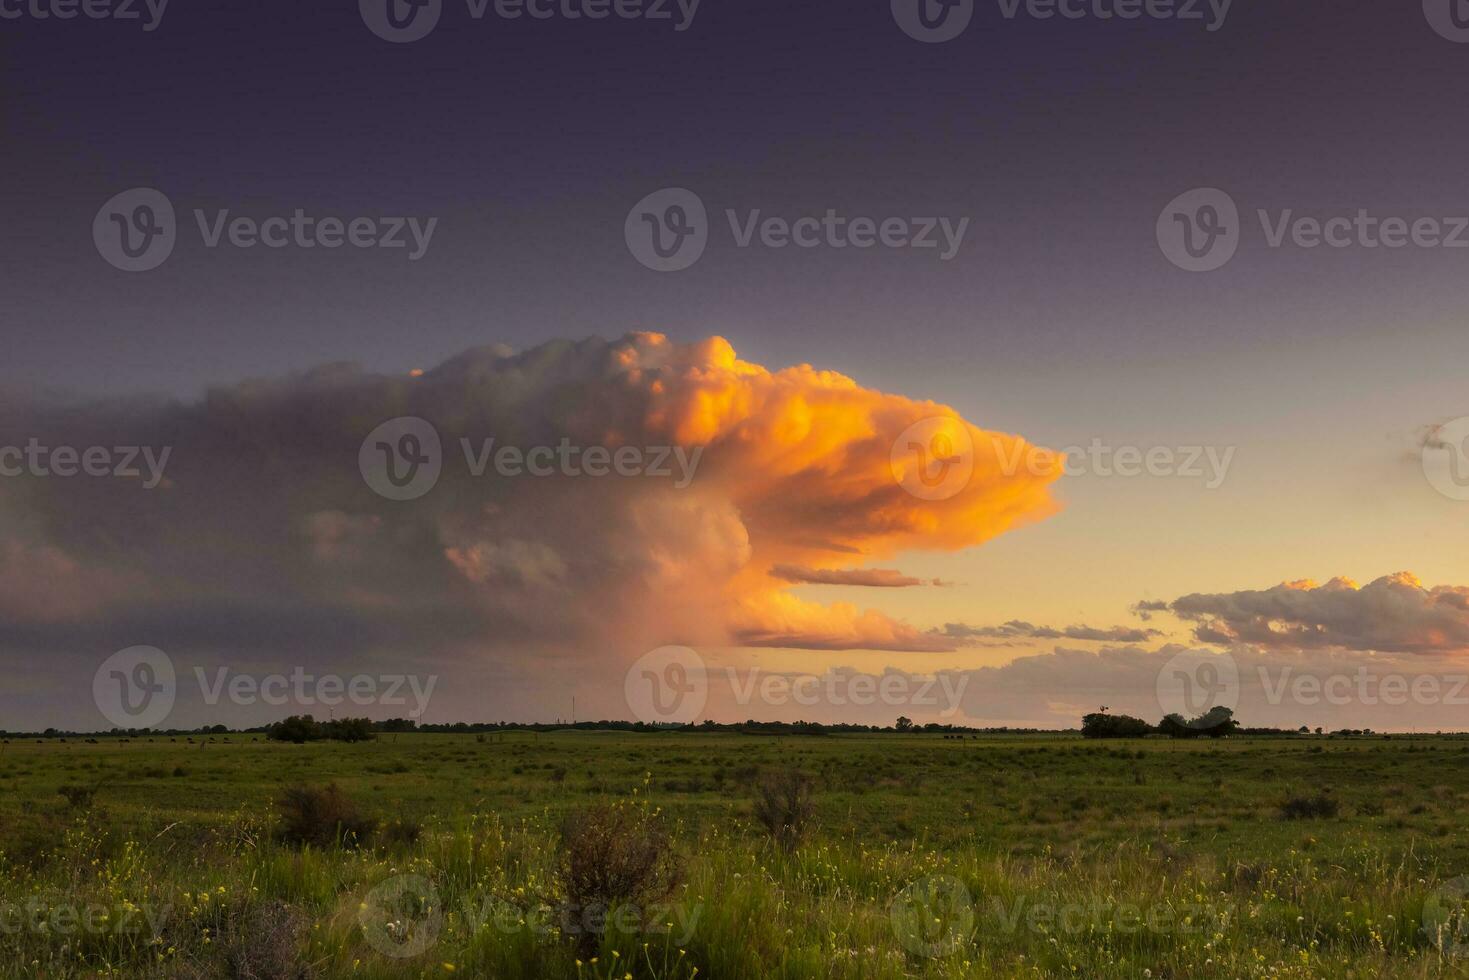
1168;572;1469;654
0;334;1062;692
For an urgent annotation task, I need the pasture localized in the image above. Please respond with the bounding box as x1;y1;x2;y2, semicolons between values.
0;732;1466;978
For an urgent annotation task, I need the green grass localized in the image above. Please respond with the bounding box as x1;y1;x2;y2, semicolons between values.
2;732;1468;977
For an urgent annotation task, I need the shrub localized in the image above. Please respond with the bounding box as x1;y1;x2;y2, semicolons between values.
380;817;423;850
753;769;816;852
1081;713;1153;738
322;718;376;743
57;784;95;810
275;784;375;849
266;716;322;744
557;802;680;957
1279;794;1340;820
221;901;311;980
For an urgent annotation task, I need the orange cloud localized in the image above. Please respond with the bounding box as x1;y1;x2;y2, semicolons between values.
603;333;1063;649
0;333;1062;665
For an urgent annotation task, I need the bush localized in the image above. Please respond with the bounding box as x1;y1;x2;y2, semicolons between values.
380;817;423;850
557;802;680;957
266;716;378;743
323;718;376;743
275;784;375;849
1081;713;1153;738
1279;794;1340;820
57;784;95;810
1159;707;1241;739
222;901;311;980
753;769;816;852
266;716;322;744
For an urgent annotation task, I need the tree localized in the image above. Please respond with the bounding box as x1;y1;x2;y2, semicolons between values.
267;715;322;744
1082;712;1153;738
324;717;376;743
1195;706;1240;737
895;716;914;732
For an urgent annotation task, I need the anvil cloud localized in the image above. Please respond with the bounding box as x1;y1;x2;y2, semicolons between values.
0;334;1062;724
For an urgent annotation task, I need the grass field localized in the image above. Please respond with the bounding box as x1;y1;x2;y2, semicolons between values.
2;731;1468;978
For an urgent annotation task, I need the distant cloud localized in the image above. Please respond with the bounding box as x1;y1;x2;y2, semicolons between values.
953;643;1469;731
1168;572;1469;655
1131;600;1170;621
770;564;939;588
937;620;1162;645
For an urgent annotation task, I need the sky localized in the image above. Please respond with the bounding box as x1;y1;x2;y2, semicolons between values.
2;0;1468;732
